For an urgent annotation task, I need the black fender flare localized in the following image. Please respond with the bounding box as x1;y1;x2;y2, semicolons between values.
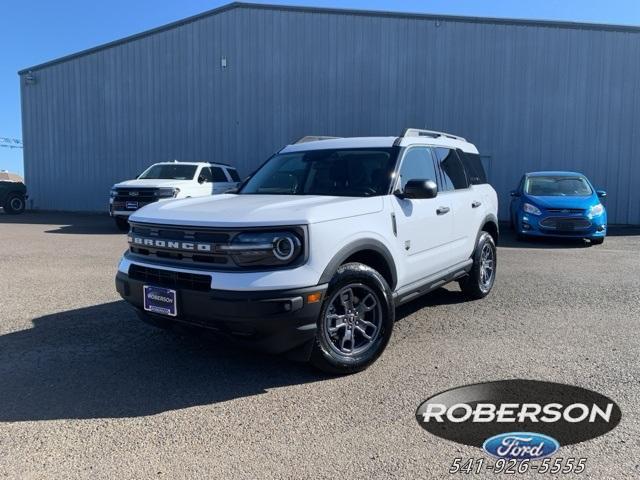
318;239;398;289
474;213;500;251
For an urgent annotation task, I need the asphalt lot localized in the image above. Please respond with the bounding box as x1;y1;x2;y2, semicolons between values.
1;212;639;479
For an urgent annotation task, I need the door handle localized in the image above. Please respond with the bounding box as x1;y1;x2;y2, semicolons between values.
472;201;482;208
436;206;450;215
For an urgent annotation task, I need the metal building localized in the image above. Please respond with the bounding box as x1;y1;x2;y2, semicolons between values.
19;2;640;223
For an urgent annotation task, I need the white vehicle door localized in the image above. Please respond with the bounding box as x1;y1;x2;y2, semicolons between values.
210;165;232;194
391;146;455;287
432;147;477;264
194;166;215;196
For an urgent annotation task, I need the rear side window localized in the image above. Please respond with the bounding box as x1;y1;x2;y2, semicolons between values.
211;167;227;182
226;168;241;182
433;148;469;191
459;151;488;185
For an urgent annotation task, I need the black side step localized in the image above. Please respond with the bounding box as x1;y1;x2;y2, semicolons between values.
393;259;473;306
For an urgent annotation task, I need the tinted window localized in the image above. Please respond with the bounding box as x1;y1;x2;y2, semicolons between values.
211;166;227;182
199;167;213;182
139;164;197;180
226;168;241;182
398;147;438;190
240;148;398;197
459;151;488;185
433;148;469;191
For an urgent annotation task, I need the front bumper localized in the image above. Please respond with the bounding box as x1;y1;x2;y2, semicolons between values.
116;271;327;355
517;212;607;239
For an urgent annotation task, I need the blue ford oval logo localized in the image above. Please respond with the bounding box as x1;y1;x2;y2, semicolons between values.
483;432;560;460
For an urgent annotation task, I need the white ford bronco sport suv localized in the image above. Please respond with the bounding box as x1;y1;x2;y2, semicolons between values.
109;161;240;230
116;129;498;373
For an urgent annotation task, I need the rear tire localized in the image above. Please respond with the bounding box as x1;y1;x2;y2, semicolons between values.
3;193;26;214
590;237;605;245
114;216;129;231
459;232;497;300
310;263;394;375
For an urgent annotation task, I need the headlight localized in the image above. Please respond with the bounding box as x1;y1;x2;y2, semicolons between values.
221;231;303;267
523;203;541;215
109;189;118;198
589;203;604;217
155;187;180;198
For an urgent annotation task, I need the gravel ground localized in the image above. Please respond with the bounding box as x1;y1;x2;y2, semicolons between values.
0;212;638;479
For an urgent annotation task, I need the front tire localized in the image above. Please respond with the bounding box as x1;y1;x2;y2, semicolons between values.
459;232;497;300
590;237;605;245
310;263;394;375
3;193;26;214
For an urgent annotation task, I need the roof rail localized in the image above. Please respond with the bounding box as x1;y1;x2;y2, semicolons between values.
208;161;233;167
401;128;466;142
294;135;341;144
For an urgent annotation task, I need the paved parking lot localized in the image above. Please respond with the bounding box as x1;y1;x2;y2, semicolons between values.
1;212;639;479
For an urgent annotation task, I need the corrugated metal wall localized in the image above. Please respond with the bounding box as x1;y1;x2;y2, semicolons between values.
20;4;640;223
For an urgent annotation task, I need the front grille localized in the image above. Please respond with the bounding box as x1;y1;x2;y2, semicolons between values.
112;200;153;211
113;188;159;211
114;188;158;201
129;222;233;266
129;264;211;291
545;208;585;214
539;217;592;231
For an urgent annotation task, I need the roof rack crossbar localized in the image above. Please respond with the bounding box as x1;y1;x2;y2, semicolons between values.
294;135;342;144
401;128;466;142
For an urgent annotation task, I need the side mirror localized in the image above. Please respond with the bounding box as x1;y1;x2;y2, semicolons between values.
197;175;206;184
596;190;607;199
509;190;520;197
396;179;438;200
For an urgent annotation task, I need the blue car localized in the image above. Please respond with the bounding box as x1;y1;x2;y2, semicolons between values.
509;171;607;244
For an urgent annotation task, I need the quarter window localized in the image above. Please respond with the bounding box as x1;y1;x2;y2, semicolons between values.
398;147;438;191
433;148;469;191
459;151;488;185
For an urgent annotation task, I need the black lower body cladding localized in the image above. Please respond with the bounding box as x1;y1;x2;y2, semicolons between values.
116;271;327;356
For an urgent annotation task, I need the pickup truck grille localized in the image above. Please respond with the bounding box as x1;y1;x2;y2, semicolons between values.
539;217;591;231
112;188;159;211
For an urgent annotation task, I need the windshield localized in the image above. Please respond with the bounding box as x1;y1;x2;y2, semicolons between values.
240;148;398;196
525;176;592;196
138;164;197;180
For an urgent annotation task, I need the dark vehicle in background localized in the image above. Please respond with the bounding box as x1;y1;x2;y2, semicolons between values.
0;175;27;214
510;171;607;245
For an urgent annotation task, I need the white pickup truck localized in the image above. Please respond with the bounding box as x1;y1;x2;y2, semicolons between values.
109;161;240;230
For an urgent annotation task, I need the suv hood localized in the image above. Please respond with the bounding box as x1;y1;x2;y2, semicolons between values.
525;194;597;209
130;194;384;227
113;179;194;189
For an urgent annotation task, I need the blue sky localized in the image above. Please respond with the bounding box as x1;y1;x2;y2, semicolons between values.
2;0;639;177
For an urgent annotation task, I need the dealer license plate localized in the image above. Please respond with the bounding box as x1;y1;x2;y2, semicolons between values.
143;285;177;317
